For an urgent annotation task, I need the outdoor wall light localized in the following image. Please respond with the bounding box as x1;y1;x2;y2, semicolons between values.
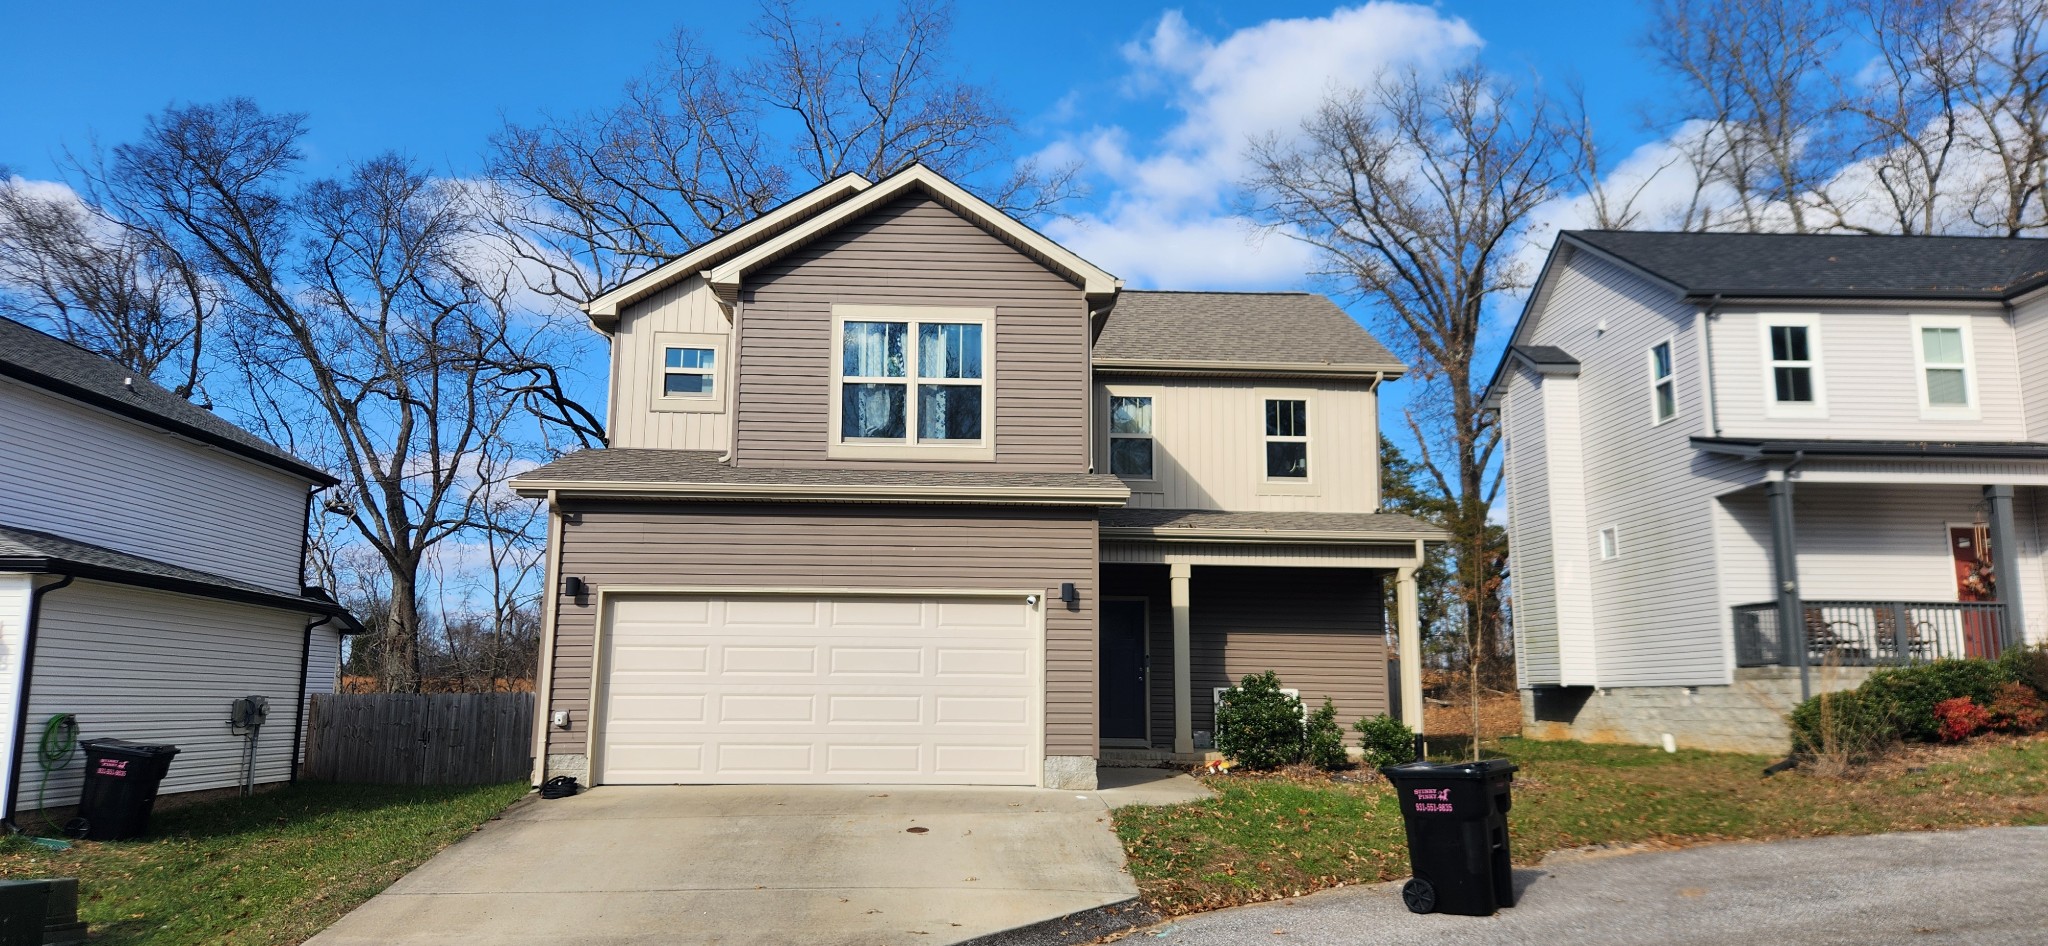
562;576;587;598
1059;582;1079;605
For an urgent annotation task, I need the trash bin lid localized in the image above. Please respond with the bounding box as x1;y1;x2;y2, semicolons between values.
1380;758;1516;779
80;738;181;758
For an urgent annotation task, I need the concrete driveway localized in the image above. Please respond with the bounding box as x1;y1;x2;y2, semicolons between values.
1141;826;2048;946
309;779;1178;946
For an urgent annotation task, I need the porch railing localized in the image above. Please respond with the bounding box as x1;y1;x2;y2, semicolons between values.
1732;601;2009;668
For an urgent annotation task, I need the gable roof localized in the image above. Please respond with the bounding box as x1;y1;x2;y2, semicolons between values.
1094;291;1405;379
1566;230;2048;301
0;315;334;485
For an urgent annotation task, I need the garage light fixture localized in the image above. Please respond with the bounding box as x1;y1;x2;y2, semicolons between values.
1059;582;1078;605
562;576;587;598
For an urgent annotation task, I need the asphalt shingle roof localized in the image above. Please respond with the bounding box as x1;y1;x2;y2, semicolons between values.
1095;291;1404;371
516;449;1129;492
0;316;332;484
0;523;353;621
1567;230;2048;299
1100;507;1446;538
1512;345;1579;367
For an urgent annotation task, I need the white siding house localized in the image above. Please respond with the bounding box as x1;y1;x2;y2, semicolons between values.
1489;232;2048;754
0;315;357;826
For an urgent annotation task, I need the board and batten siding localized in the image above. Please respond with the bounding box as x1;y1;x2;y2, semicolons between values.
10;581;332;813
1502;363;1561;687
0;379;310;594
733;194;1090;472
1095;377;1379;513
1708;304;2027;441
1519;250;1754;688
608;275;734;451
546;502;1100;758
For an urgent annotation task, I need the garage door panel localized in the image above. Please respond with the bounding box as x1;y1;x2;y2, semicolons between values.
598;594;1039;785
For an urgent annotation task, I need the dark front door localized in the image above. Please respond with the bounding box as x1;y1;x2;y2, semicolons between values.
1100;599;1148;742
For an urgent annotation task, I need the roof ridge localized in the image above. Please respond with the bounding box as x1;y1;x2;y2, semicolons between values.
1569;228;2047;244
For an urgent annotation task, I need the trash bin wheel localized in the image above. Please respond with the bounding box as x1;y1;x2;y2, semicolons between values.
62;817;89;839
1401;877;1437;914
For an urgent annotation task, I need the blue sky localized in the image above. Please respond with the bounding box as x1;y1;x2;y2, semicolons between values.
1;0;1670;465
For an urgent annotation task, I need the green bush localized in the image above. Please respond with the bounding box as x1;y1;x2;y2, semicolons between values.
1213;671;1305;770
1304;698;1348;770
1996;643;2048;699
1789;687;1897;761
1352;712;1416;770
1863;659;2012;741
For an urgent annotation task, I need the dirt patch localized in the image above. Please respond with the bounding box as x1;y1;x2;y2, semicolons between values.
1423;691;1523;740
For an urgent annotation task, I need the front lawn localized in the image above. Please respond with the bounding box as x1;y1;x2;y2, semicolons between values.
1114;736;2048;915
1;780;529;945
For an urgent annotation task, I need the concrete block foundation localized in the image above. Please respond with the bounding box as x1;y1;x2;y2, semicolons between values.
1520;667;1877;755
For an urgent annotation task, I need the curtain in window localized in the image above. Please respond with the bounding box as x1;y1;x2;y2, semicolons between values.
842;383;906;438
843;322;907;377
918;384;982;440
917;323;983;379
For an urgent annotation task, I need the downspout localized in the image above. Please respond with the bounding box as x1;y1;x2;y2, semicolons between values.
718;285;744;464
288;616;323;785
1700;294;1723;437
528;489;565;786
4;574;74;829
1086;302;1113;473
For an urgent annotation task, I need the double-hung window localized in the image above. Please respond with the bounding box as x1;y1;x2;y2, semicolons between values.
1648;341;1676;424
1912;316;1978;417
1108;395;1155;479
1761;316;1826;418
1264;398;1309;478
664;347;716;398
833;306;993;458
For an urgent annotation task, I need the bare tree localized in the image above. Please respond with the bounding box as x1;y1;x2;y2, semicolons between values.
1644;0;1846;232
1955;0;2048;235
1820;0;1980;233
0;170;213;396
1246;67;1566;693
81;99;586;691
485;0;1078;317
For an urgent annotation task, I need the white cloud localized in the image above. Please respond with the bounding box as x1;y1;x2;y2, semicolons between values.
1044;4;1484;289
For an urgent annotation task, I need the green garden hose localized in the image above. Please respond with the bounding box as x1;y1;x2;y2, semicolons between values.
35;713;78;830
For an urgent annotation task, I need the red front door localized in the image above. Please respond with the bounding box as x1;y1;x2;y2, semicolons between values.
1950;525;2000;658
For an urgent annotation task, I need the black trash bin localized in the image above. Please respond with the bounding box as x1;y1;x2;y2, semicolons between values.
71;739;180;841
1380;758;1517;916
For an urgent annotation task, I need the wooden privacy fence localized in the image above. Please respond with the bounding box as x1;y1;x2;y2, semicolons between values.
303;692;533;785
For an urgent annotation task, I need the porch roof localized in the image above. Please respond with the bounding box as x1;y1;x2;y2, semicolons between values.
1693;436;2048;461
1098;508;1445;543
510;449;1132;506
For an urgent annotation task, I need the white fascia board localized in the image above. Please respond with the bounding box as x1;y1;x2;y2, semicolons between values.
1098;526;1446;545
706;165;1118;299
508;477;1132;506
583;173;874;321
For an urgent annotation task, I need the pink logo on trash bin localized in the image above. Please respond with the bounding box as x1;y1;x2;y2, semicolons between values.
1412;787;1453;813
96;758;129;777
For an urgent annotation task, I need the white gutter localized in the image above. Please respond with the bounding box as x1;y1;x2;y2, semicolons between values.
509;479;1133;506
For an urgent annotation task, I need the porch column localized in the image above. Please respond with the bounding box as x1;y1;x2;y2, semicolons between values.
1396;566;1423;734
1170;562;1194;755
1984;485;2024;649
1766;477;1808;701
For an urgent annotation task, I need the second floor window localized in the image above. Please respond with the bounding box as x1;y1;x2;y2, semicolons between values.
1108;396;1154;478
1916;320;1974;411
663;346;716;398
839;318;985;442
1648;341;1675;424
1264;398;1309;478
1761;316;1825;417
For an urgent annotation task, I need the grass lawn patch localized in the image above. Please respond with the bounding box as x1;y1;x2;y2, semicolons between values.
1114;735;2048;915
1;780;529;945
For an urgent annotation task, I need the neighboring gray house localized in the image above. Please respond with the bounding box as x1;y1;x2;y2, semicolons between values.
0;316;358;825
1487;231;2048;754
511;164;1442;791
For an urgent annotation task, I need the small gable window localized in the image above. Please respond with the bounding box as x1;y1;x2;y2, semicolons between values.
663;346;716;398
1648;341;1676;424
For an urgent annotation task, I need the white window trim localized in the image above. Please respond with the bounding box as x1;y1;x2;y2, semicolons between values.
1648;338;1677;426
1598;526;1619;561
650;331;729;415
1758;314;1828;420
1909;314;1981;420
1100;384;1162;492
1256;388;1317;497
828;305;996;461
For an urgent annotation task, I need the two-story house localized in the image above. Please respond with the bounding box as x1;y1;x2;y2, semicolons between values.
1487;230;2048;754
1;316;359;826
510;165;1440;790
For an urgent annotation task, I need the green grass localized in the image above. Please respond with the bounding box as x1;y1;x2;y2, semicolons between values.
1;780;529;945
1114;736;2048;915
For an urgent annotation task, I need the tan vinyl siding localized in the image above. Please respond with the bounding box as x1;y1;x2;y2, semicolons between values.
1709;304;2027;441
546;502;1099;757
1095;377;1380;513
609;276;734;451
734;194;1089;471
0;379;310;594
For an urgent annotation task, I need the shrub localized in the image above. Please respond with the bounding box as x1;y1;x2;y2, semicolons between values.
1996;643;2048;699
1213;671;1305;770
1862;659;2011;742
1789;688;1897;762
1352;712;1417;771
1934;697;1992;742
1987;681;2047;733
1303;698;1349;770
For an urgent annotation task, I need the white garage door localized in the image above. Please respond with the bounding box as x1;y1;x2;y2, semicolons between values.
596;593;1041;785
